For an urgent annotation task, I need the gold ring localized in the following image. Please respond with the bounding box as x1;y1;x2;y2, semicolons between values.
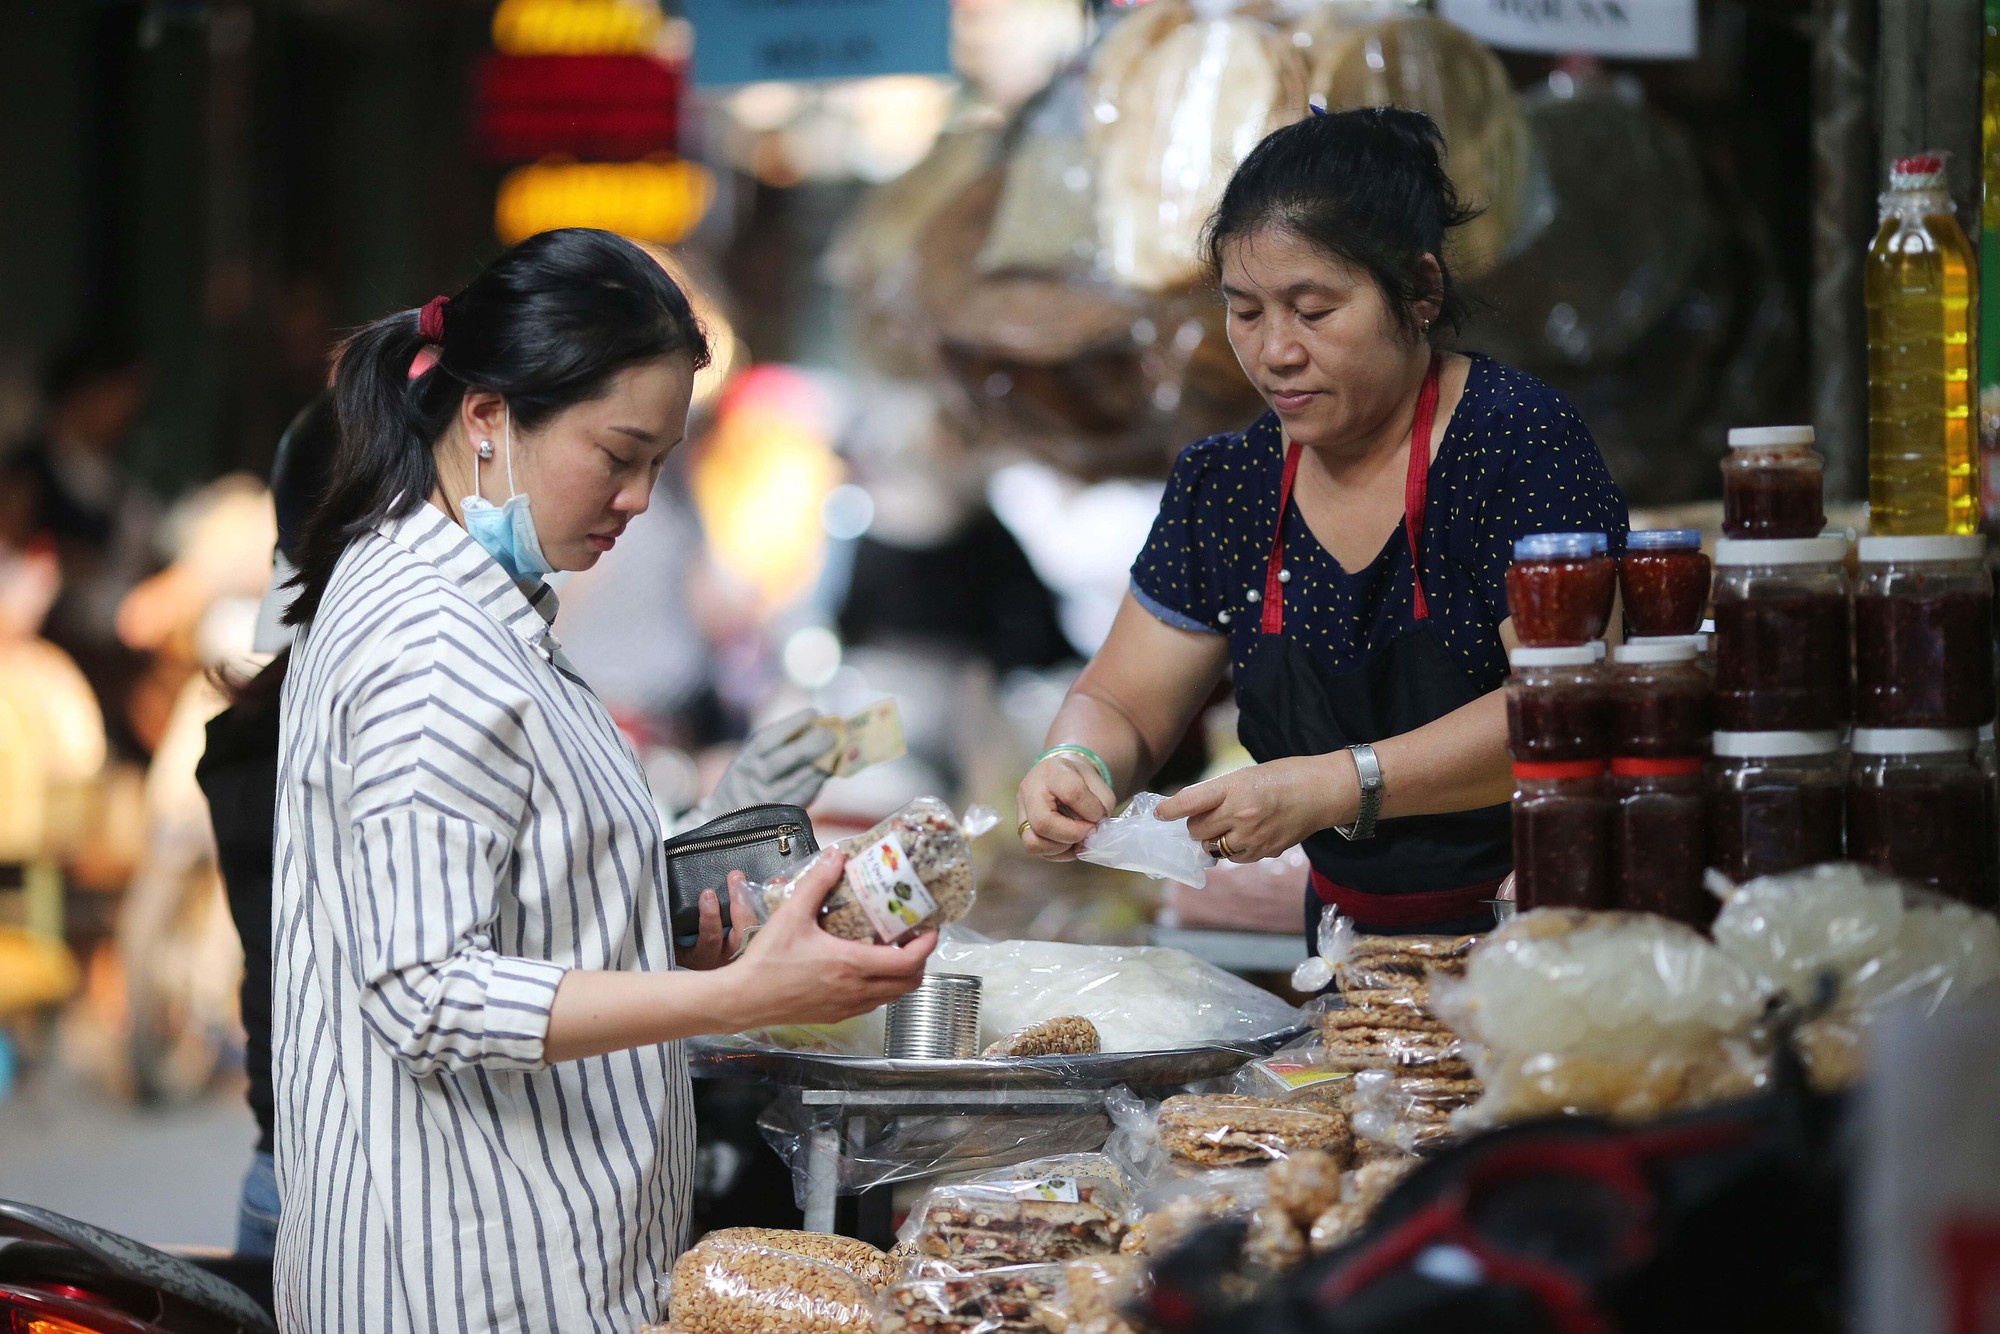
1216;835;1234;859
1017;820;1034;840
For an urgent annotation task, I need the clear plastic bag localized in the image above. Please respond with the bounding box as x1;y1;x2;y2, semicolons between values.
1230;1038;1357;1109
751;797;998;944
1154;1093;1354;1168
666;1238;875;1334
876;1262;1071;1334
758;1094;1113;1207
1077;792;1216;889
1345;1069;1476;1153
1431;909;1771;1125
691;1228;899;1292
981;1015;1102;1058
901;1154;1133;1268
1119;1165;1269;1257
931;936;1301;1053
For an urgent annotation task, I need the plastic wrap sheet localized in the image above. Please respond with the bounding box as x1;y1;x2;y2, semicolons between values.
757;1093;1113;1207
1077;792;1216;889
1307;15;1528;278
1709;864;2000;1090
665;1238;875;1334
1093;13;1309;291
901;1154;1134;1269
931;936;1301;1053
876;1262;1071;1334
1432;909;1771;1126
751;798;997;944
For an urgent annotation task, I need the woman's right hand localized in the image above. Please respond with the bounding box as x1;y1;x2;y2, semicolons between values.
724;852;937;1027
1015;753;1115;861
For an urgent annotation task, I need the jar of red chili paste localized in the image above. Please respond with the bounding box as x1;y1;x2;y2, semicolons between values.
1507;533;1617;647
1853;535;1995;729
1722;426;1825;539
1621;529;1711;638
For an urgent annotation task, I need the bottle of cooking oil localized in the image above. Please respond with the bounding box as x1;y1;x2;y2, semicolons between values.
1866;152;1980;536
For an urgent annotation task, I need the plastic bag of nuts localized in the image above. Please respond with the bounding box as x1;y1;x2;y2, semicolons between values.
693;1227;899;1291
875;1262;1069;1334
902;1155;1132;1268
1155;1094;1354;1168
666;1237;875;1334
752;798;998;944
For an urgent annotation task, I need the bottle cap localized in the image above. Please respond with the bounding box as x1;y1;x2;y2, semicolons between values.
1851;726;1978;756
1510;645;1601;669
1890;153;1948;190
1514;532;1609;561
1612;641;1700;665
1627;529;1704;551
1855;534;1987;564
1714;535;1849;566
1711;730;1844;758
1727;425;1815;450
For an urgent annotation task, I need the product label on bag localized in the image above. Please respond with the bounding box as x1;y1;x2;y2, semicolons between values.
1021;1177;1081;1204
845;830;938;942
1261;1060;1352;1092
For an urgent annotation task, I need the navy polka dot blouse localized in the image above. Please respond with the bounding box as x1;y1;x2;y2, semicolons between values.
1131;354;1630;694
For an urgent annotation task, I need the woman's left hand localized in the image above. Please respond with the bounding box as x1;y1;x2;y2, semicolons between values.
674;874;759;970
1155;755;1355;863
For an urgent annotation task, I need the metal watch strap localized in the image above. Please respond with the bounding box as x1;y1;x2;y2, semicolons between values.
1334;743;1383;841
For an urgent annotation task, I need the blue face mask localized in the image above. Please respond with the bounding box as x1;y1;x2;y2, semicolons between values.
462;410;552;584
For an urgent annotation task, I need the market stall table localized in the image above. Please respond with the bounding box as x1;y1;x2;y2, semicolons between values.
689;1032;1303;1237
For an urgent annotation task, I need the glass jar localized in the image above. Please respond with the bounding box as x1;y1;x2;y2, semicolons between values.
1721;425;1826;539
1847;727;1992;907
1710;730;1847;883
1713;536;1852;731
1506;532;1618;647
1853;535;1995;728
1512;760;1612;910
1621;529;1712;637
1506;645;1608;763
1610;758;1712;929
1609;641;1714;758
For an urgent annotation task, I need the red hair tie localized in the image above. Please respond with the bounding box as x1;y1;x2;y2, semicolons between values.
418;295;450;344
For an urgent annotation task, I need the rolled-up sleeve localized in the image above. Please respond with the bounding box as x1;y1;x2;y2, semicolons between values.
1130;437;1229;634
339;642;566;1075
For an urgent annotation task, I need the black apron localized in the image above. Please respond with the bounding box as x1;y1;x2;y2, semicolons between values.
1230;359;1511;938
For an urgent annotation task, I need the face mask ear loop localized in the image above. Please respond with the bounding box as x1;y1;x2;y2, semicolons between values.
503;407;519;498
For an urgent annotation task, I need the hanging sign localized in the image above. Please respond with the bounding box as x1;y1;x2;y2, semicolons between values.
681;0;951;87
494;159;714;246
1436;0;1697;60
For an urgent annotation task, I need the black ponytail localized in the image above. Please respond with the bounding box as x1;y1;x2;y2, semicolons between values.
287;228;710;627
1201;107;1481;344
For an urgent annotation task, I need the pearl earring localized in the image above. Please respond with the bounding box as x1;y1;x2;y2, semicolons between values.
477;440;494;459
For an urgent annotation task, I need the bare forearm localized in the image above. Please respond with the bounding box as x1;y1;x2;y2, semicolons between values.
1042;689;1162;800
1374;687;1513;819
543;967;736;1065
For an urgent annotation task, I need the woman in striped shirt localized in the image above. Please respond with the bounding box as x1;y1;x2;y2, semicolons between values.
270;228;936;1332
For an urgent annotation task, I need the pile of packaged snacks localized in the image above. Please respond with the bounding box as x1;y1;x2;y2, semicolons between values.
875;1264;1067;1334
1154;1094;1353;1169
1119;1168;1268;1258
1318;930;1485;1147
902;1156;1131;1270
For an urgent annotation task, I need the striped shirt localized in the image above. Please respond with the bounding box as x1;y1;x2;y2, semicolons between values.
271;502;693;1333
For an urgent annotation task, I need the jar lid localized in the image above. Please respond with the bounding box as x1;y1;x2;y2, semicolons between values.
1890;153;1948;190
1590;639;1609;661
1627;633;1708;655
1855;534;1987;564
1714;535;1848;566
1626;529;1703;551
1510;645;1601;668
1727;425;1815;449
1712;729;1843;757
1851;726;1979;755
1514;532;1609;560
1612;641;1699;664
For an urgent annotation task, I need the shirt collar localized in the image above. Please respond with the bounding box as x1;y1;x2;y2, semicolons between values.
380;502;566;661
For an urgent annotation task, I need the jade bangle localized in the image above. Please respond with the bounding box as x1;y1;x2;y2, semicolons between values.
1036;744;1115;792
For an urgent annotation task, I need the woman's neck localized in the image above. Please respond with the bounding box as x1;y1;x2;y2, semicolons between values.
1293;347;1435;491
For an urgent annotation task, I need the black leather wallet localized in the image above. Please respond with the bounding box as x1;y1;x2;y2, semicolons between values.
662;803;818;940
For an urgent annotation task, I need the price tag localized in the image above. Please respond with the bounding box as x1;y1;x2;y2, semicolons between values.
684;0;952;87
1436;0;1696;59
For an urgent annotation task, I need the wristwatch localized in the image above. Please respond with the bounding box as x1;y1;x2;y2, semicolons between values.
1334;744;1384;841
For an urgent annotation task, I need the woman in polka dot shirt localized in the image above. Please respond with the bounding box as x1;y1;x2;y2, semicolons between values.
1015;108;1628;939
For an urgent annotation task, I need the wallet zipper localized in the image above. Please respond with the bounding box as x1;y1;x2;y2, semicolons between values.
673;824;801;857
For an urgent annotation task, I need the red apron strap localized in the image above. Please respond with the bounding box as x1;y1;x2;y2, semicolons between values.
1403;355;1441;622
1261;355;1443;636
